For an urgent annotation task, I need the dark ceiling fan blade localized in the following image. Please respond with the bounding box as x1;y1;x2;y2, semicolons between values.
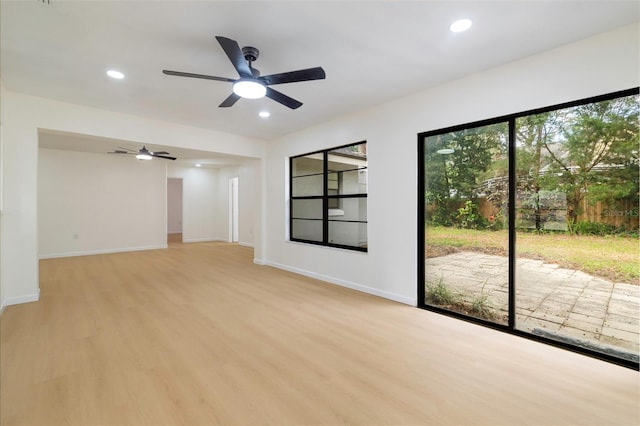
260;67;326;86
151;154;177;160
109;150;132;154
151;151;170;155
215;36;253;78
118;146;137;152
265;87;303;109
219;93;241;108
163;70;235;82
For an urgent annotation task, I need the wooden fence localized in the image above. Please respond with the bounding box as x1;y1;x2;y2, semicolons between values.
578;198;638;229
428;196;639;231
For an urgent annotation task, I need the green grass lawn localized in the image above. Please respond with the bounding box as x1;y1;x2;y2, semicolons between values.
425;226;639;284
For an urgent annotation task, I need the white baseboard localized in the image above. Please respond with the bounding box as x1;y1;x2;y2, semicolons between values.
264;261;416;306
39;245;168;259
238;241;254;248
182;237;225;243
1;288;40;312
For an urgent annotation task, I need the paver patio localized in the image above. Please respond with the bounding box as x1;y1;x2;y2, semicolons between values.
425;251;639;361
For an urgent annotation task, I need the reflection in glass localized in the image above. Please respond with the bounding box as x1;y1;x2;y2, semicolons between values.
328;222;367;248
424;122;509;325
292;154;324;196
420;90;639;366
292;199;322;220
515;95;639;363
290;142;368;251
292;219;323;242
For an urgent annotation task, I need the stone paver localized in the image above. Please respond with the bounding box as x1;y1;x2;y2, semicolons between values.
426;252;639;361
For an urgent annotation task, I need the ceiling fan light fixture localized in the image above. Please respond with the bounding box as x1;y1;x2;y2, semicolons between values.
107;69;125;79
437;148;455;155
232;79;266;99
163;36;325;109
136;153;153;160
449;18;472;33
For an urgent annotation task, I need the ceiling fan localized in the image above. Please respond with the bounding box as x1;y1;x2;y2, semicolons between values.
162;36;326;110
108;146;176;161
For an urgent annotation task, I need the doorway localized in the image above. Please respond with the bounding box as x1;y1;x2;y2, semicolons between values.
229;177;239;243
167;178;183;243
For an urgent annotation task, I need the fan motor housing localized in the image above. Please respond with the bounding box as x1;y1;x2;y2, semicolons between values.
242;46;259;62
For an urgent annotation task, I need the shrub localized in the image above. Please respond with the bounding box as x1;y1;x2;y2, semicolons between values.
469;294;496;320
425;278;456;306
573;221;616;236
455;200;489;230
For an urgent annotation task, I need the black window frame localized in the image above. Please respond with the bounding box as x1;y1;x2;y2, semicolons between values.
418;87;639;370
290;141;368;252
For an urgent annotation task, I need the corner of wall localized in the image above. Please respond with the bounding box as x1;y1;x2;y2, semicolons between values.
0;78;6;313
1;287;40;312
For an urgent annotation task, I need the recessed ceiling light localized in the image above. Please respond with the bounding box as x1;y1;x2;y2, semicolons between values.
259;111;270;118
449;18;472;33
195;164;202;167
107;70;125;79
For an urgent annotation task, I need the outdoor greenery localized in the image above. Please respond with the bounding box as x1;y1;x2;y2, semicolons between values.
424;93;639;233
425;277;497;321
423;92;638;365
426;226;639;284
424;92;638;284
455;200;489;230
424;277;456;305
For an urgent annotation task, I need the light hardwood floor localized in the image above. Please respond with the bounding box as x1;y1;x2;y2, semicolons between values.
1;242;638;425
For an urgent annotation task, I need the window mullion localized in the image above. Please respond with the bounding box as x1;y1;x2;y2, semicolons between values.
508;117;516;329
323;151;329;244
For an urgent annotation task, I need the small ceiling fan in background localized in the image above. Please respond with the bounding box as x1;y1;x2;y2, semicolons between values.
162;36;326;109
108;146;176;161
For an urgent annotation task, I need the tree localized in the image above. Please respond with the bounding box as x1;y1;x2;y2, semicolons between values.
424;134;454;225
544;95;639;224
423;124;507;226
447;124;506;200
515;111;564;231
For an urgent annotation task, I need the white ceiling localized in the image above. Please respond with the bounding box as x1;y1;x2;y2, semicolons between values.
37;129;246;168
2;0;639;159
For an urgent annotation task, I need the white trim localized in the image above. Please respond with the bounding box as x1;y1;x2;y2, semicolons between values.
239;241;254;248
182;237;225;243
286;240;369;255
264;261;415;306
2;288;40;310
39;244;168;259
229;176;239;243
253;258;267;265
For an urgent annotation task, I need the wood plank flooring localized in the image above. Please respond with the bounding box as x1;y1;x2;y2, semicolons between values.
1;241;639;425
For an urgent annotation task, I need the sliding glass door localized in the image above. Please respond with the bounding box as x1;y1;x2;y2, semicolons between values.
423;122;509;325
419;88;639;367
513;95;639;363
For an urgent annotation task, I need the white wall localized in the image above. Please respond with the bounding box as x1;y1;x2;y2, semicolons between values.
1;87;40;307
263;24;640;306
167;178;183;234
0;90;265;309
167;162;260;246
167;166;220;243
216;162;260;247
38;149;168;257
0;80;5;311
